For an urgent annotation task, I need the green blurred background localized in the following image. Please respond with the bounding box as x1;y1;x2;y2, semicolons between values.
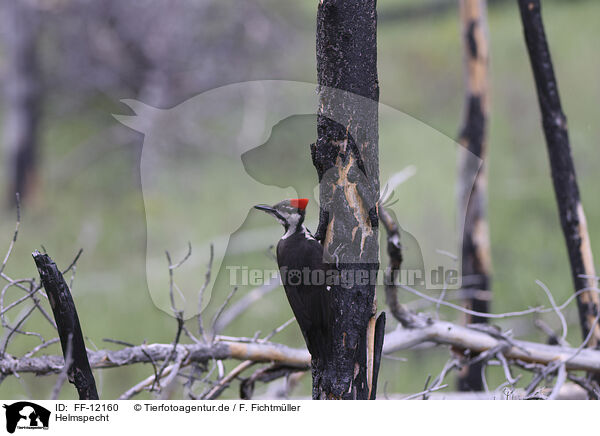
0;0;599;399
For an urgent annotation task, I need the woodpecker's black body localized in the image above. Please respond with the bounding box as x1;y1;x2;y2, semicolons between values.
255;199;330;359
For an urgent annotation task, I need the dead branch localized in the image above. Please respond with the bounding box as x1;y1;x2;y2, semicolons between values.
4;319;600;378
240;364;305;400
32;251;98;400
386;383;587;400
202;360;255;400
517;0;600;348
382;321;600;373
456;0;492;392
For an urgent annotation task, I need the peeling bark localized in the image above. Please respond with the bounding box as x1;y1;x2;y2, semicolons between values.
517;0;600;349
311;0;383;399
456;0;492;392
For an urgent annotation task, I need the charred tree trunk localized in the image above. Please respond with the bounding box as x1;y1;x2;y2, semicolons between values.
310;0;384;399
456;0;492;392
32;251;99;400
517;1;600;348
2;0;41;205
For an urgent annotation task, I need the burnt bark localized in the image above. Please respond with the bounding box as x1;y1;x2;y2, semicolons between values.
310;0;383;399
517;1;600;348
2;0;41;205
456;0;492;392
32;251;99;400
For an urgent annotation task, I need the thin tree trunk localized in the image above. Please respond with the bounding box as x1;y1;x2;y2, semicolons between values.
33;251;99;400
2;0;41;205
517;0;600;348
456;0;492;392
310;0;384;399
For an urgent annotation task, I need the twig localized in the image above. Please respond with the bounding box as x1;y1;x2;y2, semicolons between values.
120;355;186;401
0;279;55;329
496;352;520;386
430;358;461;390
50;333;73;400
1;304;41;357
400;383;449;400
62;249;83;275
261;318;294;342
0;193;21;276
565;308;600;365
155;249;190;389
202;360;255;400
534;319;568;347
102;338;135;347
400;284;543;319
421;374;432;400
480;363;489;393
197;244;214;342
536;280;568;344
210;287;238;339
23;338;60;358
547;363;567;400
158;351;187;399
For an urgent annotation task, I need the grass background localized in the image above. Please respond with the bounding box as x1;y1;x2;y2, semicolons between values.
1;0;599;399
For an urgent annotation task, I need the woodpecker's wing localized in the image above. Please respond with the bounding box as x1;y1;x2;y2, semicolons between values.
277;232;331;358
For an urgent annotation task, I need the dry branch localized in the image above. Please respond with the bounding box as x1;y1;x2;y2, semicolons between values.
382;321;600;373
32;251;98;400
0;339;310;376
4;322;600;378
386;383;587;400
517;0;600;347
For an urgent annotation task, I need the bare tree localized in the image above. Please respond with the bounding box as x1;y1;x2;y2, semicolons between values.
517;0;600;352
310;0;385;400
456;0;492;392
1;0;41;205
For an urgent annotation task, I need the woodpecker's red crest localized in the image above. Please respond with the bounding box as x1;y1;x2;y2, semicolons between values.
290;198;309;210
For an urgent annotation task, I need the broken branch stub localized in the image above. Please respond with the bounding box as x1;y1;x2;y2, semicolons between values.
32;251;98;400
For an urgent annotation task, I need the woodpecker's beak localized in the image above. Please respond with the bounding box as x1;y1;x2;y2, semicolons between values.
254;204;276;214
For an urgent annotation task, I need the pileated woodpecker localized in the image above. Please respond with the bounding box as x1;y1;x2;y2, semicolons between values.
254;198;330;359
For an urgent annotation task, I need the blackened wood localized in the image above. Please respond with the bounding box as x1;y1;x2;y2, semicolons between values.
457;0;492;392
369;312;386;400
312;0;381;399
32;251;99;400
517;0;600;348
